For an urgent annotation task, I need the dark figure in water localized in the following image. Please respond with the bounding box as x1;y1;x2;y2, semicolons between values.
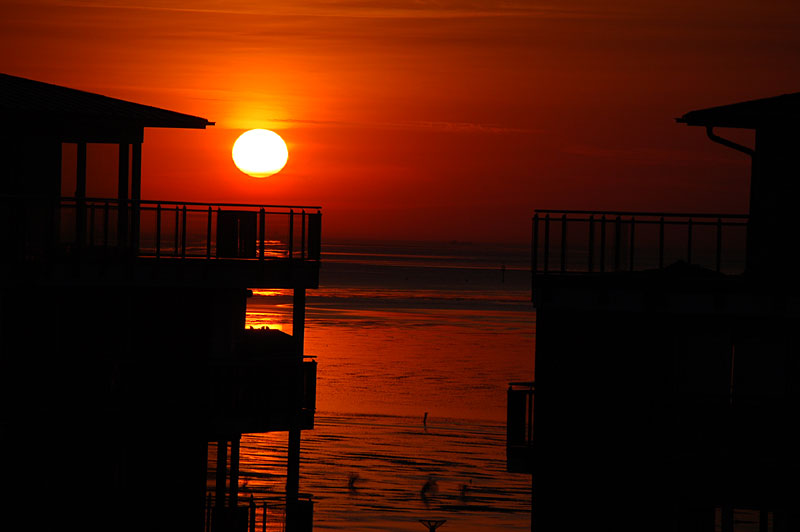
348;472;360;492
423;412;428;431
459;479;472;502
420;476;439;507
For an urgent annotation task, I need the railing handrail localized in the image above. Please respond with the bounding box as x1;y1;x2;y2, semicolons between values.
535;209;746;219
531;209;749;284
0;194;322;211
1;194;323;264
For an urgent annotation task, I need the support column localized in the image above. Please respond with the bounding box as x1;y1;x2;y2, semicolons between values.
131;142;142;253
286;288;306;530
229;435;240;508
75;142;87;248
216;440;227;509
117;143;129;248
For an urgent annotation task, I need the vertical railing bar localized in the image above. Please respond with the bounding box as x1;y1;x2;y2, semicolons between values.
259;208;266;261
156;204;162;259
206;492;212;532
527;388;533;444
687;217;693;265
89;203;95;247
174;206;179;256
658;216;665;269
249;495;256;532
181;204;187;259
543;214;550;274
206;206;212;259
716;217;723;273
103;201;109;250
587;215;595;273
629;217;636;272
531;214;539;302
599;215;606;272
288;209;294;258
614;215;621;272
560;214;567;273
301;210;306;260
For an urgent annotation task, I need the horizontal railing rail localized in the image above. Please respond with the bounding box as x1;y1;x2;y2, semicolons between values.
532;210;748;290
0;195;322;263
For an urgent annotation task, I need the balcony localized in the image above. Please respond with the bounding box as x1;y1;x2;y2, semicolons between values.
532;210;748;290
507;381;534;474
207;356;316;436
0;195;321;288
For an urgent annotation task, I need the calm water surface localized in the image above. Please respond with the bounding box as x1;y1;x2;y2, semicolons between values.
244;240;534;531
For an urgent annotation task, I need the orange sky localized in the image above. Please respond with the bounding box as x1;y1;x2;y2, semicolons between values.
3;1;800;243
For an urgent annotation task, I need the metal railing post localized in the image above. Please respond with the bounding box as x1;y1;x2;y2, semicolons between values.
599;215;606;272
614;215;621;272
588;215;595;272
560;214;567;273
288;209;294;258
543;214;550;273
103;201;109;250
259;208;266;261
156;204;162;259
173;206;180;256
531;214;539;302
181;204;187;258
716;217;723;273
629;217;636;271
206;206;212;259
301;210;307;259
88;203;95;247
249;495;256;532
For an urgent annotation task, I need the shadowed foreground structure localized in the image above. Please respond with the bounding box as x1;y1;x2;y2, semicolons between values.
508;92;800;531
0;73;320;532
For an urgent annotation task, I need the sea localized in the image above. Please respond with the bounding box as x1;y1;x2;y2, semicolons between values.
242;240;535;531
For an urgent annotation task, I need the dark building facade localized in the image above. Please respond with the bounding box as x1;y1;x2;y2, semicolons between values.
0;73;320;531
508;93;800;531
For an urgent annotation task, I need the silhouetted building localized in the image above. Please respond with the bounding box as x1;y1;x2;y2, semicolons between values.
0;73;320;532
508;92;800;531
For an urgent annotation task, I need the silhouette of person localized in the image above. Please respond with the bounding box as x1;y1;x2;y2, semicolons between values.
420;476;438;507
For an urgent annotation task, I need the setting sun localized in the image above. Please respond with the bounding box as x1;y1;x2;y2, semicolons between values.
231;129;289;178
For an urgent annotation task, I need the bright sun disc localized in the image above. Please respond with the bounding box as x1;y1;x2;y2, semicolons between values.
232;129;289;178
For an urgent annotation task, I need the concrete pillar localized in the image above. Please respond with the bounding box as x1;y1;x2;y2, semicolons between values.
216;440;227;508
230;435;240;508
131;142;142;252
117;142;129;247
76;142;87;248
286;288;306;530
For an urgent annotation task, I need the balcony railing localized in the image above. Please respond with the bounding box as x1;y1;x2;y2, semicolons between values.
204;493;313;532
1;195;322;263
532;210;748;285
507;381;534;474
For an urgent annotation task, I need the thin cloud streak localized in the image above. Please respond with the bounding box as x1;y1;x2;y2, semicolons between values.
53;0;619;20
264;117;539;134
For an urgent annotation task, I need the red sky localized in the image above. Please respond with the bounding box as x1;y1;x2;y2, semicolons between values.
3;1;800;243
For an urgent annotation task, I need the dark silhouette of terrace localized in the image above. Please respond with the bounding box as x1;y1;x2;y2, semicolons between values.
0;73;318;532
509;92;800;532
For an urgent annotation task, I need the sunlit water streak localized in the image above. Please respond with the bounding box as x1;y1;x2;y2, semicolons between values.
245;240;535;531
239;414;532;532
